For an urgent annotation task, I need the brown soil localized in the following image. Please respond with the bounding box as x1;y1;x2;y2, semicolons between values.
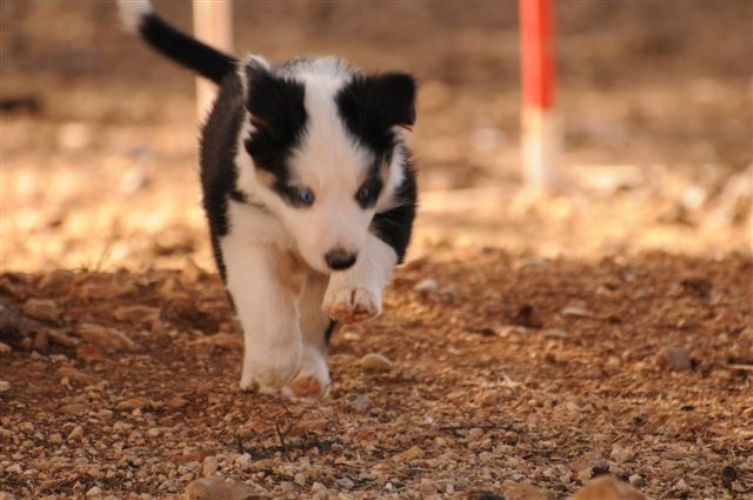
1;0;752;498
1;252;752;498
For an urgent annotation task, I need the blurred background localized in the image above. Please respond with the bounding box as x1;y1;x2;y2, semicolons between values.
2;0;751;272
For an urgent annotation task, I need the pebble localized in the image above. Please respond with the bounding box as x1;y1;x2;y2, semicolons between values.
349;395;370;413
609;443;634;463
0;342;11;354
337;477;355;490
439;285;459;299
48;433;63;445
628;474;644;487
202;457;219;477
395;446;424;462
501;481;556;499
85;486;102;497
573;475;645;500
0;381;10;392
56;366;99;385
414;278;438;294
561;305;592;318
78;323;137;352
294;472;306;486
67;425;83;442
356;353;394;371
184;478;256;499
22;298;59;321
658;346;693;371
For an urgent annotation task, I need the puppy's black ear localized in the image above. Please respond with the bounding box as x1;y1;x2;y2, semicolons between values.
339;72;417;130
369;72;416;127
243;59;306;136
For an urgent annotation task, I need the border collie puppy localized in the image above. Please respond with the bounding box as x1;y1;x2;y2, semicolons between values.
118;0;417;397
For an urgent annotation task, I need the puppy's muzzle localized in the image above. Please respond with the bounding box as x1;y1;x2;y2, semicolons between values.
325;248;357;271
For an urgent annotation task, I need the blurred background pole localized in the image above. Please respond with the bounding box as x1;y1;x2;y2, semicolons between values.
193;0;233;120
519;0;561;192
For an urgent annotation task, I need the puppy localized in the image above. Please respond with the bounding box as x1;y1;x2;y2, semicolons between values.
118;0;417;397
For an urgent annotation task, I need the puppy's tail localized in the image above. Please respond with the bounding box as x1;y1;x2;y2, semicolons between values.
117;0;238;84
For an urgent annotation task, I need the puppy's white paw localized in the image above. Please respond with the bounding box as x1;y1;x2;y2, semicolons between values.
283;347;331;398
322;286;381;323
239;342;302;393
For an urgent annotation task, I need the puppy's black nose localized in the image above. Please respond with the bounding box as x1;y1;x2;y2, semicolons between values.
325;249;357;270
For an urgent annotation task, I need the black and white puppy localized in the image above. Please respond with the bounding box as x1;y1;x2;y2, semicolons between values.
118;1;417;397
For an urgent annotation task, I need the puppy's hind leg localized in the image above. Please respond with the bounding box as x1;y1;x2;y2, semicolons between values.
285;272;333;398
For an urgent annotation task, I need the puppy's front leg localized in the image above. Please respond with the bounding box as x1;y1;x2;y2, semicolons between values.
323;233;397;323
221;236;303;392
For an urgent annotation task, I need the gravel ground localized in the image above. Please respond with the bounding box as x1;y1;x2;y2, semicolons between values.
1;251;751;498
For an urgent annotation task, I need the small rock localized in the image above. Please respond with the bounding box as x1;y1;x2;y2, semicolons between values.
573;476;645;500
609;443;634;463
48;330;79;347
112;305;160;323
349;395;370;413
0;342;11;354
5;464;21;474
202;457;219;477
78;323;137;352
337;477;355;490
673;478;689;492
22;299;59;321
67;425;83;441
439;285;459;299
628;474;644;487
183;478;268;499
48;433;63;445
33;331;49;352
356;353;393;371
501;481;556;500
166;397;189;410
294;472;306;486
658;346;693;371
561;305;592;318
342;331;361;341
414;278;438;294
395;445;424;462
0;381;10;392
56;366;99;385
60;403;88;415
116;398;149;411
85;486;102;497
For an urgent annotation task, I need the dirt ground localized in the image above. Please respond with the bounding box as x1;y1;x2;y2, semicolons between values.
1;0;752;498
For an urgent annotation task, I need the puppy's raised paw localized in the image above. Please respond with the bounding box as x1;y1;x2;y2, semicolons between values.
322;286;381;323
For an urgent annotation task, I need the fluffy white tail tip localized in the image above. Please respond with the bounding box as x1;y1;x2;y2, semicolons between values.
117;0;153;32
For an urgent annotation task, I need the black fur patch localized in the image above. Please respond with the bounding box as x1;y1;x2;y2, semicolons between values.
336;72;416;155
324;319;338;346
370;152;417;263
199;75;246;280
138;13;237;84
242;63;309;207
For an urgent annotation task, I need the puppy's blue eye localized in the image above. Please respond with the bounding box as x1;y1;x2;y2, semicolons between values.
294;187;315;206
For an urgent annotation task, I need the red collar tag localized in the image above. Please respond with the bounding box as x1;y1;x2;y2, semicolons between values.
398;124;413;132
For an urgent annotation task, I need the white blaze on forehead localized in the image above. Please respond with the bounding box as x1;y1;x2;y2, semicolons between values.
288;72;372;193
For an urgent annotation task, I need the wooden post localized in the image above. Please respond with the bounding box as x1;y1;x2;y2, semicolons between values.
193;0;233;120
519;0;561;192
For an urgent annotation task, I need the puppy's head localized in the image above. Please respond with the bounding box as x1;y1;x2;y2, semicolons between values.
238;58;416;273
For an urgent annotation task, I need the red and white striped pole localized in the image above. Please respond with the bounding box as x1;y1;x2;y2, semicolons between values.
519;0;561;192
